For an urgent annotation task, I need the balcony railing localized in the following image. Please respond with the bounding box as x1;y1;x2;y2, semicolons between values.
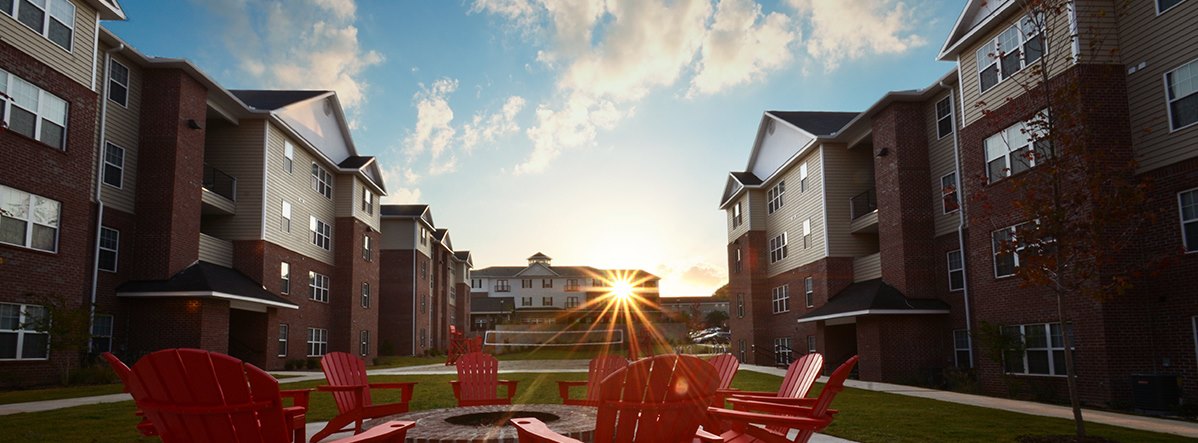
850;189;877;220
203;163;237;201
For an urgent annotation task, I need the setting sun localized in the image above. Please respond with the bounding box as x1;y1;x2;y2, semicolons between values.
611;279;635;300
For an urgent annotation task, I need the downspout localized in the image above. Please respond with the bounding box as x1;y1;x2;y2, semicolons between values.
940;80;973;365
411;231;417;356
89;43;125;353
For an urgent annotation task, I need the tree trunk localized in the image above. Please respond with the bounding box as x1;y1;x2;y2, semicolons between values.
1057;293;1086;437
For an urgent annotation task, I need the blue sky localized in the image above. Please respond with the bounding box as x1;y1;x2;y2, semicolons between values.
107;0;963;297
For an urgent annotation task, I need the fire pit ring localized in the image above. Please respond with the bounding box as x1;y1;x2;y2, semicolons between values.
365;404;597;443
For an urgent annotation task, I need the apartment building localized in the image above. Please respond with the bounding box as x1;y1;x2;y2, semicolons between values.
378;204;473;356
723;0;1198;408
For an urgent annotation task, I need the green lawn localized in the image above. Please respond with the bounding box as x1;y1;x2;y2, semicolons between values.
0;383;125;406
0;371;1189;442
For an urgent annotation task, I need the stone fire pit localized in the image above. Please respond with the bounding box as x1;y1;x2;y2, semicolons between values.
365;404;597;443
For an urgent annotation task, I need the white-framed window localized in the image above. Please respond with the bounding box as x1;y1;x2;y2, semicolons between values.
0;184;60;252
566;279;580;291
359;330;370;356
522;279;533;288
975;12;1044;93
521;297;532;306
98;226;118;272
1181;188;1198;253
0;303;49;360
767;181;786;214
542;296;554;306
736;293;744;318
936;96;954;139
90;313;113;353
802;219;811;248
799;162;809;192
566;296;579;308
1159;0;1188;15
495;280;510;292
774;337;793;365
992;221;1046;278
310;162;333;198
542;279;553;288
306;327;328;357
472;278;482;289
771;285;789;314
734;247;742;273
1165;59;1198;131
3;0;76;51
1002;323;1069;376
107;59;128;107
420;227;429;245
280;262;290;294
948;250;965;291
732;202;742;228
804;277;814;308
281;200;291;232
362;235;371;261
102;143;124;188
769;232;788;263
0;68;69;149
309;216;331;250
984;111;1051;183
360;281;370;308
941;173;959;213
277;324;288;357
362;188;374;214
308;271;329;303
954;329;973;368
283;141;294;173
806;335;816;354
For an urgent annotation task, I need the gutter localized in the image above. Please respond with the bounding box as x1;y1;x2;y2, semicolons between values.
941;80;974;366
88;43;125;353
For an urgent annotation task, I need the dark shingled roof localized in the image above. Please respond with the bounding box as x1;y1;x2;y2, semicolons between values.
528;252;551;260
769;111;859;137
454;251;472;261
471;296;515;313
730;171;762;186
796;279;948;322
380;204;428;217
230;90;328;110
116;261;298;309
432;228;448;241
338;156;374;169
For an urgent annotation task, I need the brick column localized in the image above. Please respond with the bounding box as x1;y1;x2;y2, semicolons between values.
872;102;936;297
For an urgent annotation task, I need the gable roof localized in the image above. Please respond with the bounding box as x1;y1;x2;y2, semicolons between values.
338;156;375;169
937;0;1018;60
729;171;762;186
767;111;859;137
230;90;330;111
381;204;435;228
91;0;127;20
453;251;474;267
796;279;949;323
116;261;298;310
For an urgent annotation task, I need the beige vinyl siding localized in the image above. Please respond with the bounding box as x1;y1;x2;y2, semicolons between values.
335;175;380;230
0;3;98;88
380;219;416;250
746;189;766;231
766;148;825;277
97;50;140;214
202;119;265;241
852;252;882;282
926;90;963;237
958;8;1076;127
1120;1;1198;172
727;194;750;242
264;122;335;265
198;233;233;267
822;143;879;258
1072;0;1122;65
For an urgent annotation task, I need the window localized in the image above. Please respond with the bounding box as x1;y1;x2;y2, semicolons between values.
566;279;579;291
283;141;294;173
102;143;124;188
98;227;118;272
984;112;1051;183
936;97;954;138
522;279;532;288
542;296;554;306
802;219;811;248
90;314;113;353
975;12;1044;93
277;324;288;357
0;184;61;252
734;247;742;273
310;162;333;198
306;327;328;357
0;303;49;360
1001;323;1069;376
732;202;742;228
420;295;427;313
767;181;786;214
804;277;814;308
419;328;426;348
107;59;128;106
738;339;746;362
799;163;808;192
1182;189;1198;253
521;297;532;306
566;296;579;308
471;278;482;289
0;69;69;149
280;262;290;294
774;337;793;365
495;280;511;292
362;235;372;261
360;282;370;308
769;232;788;263
359;330;370;356
806;335;816;354
309;216;331;250
1159;0;1188;14
592;278;603;287
948;250;965;291
362;188;374;214
736;293;744;318
4;0;75;50
941;173;959;213
420;227;429;245
992;221;1048;277
542;279;553;288
771;285;789;314
281;201;291;232
1166;59;1198;131
954;329;972;368
308;271;329;302
420;262;427;280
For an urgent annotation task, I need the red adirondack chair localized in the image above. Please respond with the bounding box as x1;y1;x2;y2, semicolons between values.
311;352;418;443
556;354;628;406
511;354;721;443
123;348;414;443
724;353;824;406
709;356;860;443
451;351;519;406
100;352;157;437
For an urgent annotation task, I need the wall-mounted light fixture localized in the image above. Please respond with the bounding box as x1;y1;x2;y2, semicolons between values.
187;119;203;130
876;147;890;157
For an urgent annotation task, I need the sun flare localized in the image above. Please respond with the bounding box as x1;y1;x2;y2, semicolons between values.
611;279;635;300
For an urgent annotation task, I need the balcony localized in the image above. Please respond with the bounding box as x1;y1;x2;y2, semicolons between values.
849;189;878;233
201;164;236;215
198;233;234;267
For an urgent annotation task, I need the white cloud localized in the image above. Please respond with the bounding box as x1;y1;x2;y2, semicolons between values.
313;0;356;20
402;78;527;175
379;165;422;204
404;79;459;164
787;0;926;70
689;0;798;96
461;96;527;154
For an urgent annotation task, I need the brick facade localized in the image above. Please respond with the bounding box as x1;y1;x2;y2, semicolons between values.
873;102;937;298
